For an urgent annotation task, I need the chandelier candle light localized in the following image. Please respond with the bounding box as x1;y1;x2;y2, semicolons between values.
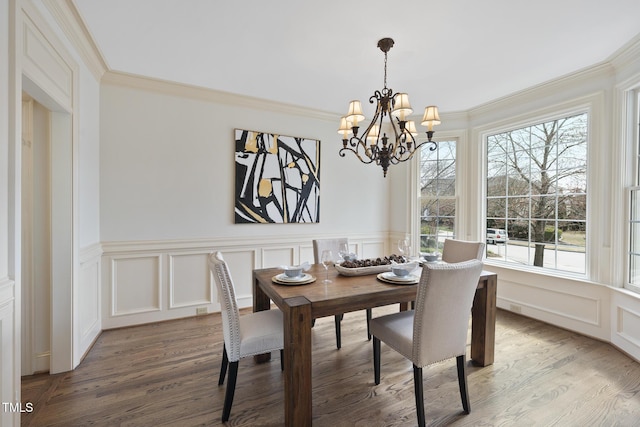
338;38;441;177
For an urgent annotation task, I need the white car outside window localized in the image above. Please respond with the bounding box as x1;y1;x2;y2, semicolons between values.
486;228;507;244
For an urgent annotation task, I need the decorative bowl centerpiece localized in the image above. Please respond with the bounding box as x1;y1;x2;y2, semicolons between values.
335;254;407;276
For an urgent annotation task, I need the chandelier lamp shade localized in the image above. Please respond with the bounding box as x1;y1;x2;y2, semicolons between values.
338;37;441;177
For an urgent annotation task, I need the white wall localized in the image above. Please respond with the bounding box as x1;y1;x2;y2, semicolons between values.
99;76;389;242
98;73;392;327
1;0;21;424
77;69;101;248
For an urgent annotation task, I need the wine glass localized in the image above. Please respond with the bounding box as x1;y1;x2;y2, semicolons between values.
321;250;333;284
338;242;349;262
398;239;409;260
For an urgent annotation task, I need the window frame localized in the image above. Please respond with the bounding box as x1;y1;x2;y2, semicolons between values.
417;139;458;254
410;132;465;257
625;88;640;293
481;106;590;277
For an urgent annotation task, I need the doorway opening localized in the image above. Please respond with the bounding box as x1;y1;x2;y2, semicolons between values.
21;95;52;375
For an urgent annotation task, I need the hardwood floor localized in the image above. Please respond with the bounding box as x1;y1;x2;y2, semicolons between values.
22;307;640;426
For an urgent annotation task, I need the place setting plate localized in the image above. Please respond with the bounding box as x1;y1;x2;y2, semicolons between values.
272;273;316;286
377;272;419;285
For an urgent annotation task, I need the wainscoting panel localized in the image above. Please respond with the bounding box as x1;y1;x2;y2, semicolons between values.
617;306;640;346
168;252;212;309
219;249;257;308
77;245;102;364
101;234;389;329
78;261;99;336
490;264;611;342
361;241;386;259
300;244;314;264
110;254;162;317
0;278;18;427
261;246;295;270
611;289;640;361
498;279;601;326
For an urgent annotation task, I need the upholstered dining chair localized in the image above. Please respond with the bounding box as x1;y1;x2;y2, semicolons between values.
312;238;373;348
410;239;484;311
369;259;484;427
208;251;284;422
441;238;485;263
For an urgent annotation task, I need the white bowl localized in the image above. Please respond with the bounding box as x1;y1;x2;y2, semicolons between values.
391;262;418;277
423;253;439;262
284;267;303;278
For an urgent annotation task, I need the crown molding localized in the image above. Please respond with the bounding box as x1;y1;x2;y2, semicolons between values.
468;33;640;120
609;33;640;87
609;32;640;70
101;70;340;122
41;0;108;82
467;62;614;120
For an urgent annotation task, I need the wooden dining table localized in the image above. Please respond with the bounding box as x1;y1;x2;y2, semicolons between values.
252;263;497;427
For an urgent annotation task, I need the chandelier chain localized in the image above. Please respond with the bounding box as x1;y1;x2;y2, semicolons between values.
383;51;388;89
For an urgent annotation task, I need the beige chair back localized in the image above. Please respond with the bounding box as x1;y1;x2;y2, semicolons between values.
441;239;485;263
312;238;348;263
208;252;242;362
412;260;483;367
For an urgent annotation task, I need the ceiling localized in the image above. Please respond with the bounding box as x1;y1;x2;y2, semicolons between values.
72;0;640;116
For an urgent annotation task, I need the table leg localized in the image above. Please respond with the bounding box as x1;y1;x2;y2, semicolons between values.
253;274;272;363
470;275;497;366
283;296;312;427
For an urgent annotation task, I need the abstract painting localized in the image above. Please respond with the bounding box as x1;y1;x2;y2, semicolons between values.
234;129;320;223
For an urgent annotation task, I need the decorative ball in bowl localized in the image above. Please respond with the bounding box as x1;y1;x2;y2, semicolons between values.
391;262;418;277
283;267;304;278
423;253;439;262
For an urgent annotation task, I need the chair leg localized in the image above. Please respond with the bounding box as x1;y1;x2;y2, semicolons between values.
221;360;239;422
373;336;381;385
335;314;342;349
366;308;372;340
413;365;426;427
280;349;284;371
456;354;471;413
218;344;228;385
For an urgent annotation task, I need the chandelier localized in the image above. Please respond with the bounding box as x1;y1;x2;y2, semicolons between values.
338;38;441;177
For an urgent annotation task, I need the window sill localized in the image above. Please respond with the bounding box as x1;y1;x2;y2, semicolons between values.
483;259;601;287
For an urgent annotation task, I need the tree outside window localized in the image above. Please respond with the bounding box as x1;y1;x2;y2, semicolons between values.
486;113;587;273
419;140;456;254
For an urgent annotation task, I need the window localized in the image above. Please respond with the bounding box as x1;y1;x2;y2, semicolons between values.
628;91;640;293
629;188;640;290
486;113;588;274
418;140;456;254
